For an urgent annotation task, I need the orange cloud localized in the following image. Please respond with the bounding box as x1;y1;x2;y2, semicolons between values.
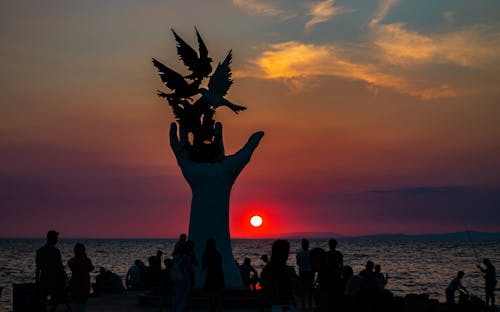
374;23;500;69
232;0;286;16
368;0;500;69
369;0;399;27
236;41;457;99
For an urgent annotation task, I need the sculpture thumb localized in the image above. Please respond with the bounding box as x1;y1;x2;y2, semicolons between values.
240;131;264;158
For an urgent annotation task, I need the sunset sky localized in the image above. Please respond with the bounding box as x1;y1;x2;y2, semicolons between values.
1;0;499;238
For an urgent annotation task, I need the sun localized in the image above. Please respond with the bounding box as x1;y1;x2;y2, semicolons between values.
250;215;263;227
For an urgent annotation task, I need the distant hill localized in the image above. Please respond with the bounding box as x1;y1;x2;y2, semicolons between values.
273;232;345;239
345;231;500;240
265;230;500;240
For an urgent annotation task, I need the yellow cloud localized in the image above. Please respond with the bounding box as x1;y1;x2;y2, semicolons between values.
237;41;457;99
231;0;285;16
305;0;343;33
235;0;500;100
370;0;399;27
374;23;500;69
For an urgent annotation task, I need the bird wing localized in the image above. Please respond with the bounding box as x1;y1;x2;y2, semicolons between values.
208;50;233;97
195;27;209;61
171;29;198;73
222;98;247;114
152;58;186;91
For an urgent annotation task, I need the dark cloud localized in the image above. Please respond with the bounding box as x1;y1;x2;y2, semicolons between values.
0;141;191;237
367;186;466;195
270;185;500;234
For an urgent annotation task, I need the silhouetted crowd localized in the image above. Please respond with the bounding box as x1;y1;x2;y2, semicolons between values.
34;230;497;312
258;238;395;312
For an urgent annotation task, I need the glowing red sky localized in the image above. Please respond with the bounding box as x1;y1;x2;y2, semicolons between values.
1;1;500;238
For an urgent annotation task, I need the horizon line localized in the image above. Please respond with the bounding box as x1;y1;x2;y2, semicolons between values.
0;229;497;240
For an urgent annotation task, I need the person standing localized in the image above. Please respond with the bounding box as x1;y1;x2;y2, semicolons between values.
172;243;194;312
477;258;496;308
68;243;94;312
296;238;313;310
260;240;303;311
36;230;66;312
202;238;225;312
173;234;187;255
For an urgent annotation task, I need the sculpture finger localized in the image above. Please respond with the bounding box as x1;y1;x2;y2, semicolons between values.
169;122;182;156
214;122;225;156
179;125;189;147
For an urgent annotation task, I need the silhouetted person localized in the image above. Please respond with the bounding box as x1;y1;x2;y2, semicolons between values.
341;265;354;293
476;258;496;308
310;247;335;311
186;239;198;289
126;260;142;290
260;254;269;265
103;269;125;293
172;243;194;312
147;253;162;289
92;267;124;295
202;238;224;312
260;239;302;310
68;243;94;312
344;271;362;298
342;265;361;309
36;230;67;312
374;264;389;290
445;271;467;305
93;267;107;295
326;238;343;296
174;234;188;255
239;257;258;290
296;238;313;309
359;260;378;299
151;250;163;279
160;258;173;312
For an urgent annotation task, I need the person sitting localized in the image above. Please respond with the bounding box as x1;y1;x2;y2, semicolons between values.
445;271;467;305
374;264;389;290
239;257;258;290
126;260;143;290
106;270;125;293
92;267;107;295
94;268;125;294
260;254;269;266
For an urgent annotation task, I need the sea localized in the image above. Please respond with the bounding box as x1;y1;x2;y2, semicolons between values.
0;238;499;311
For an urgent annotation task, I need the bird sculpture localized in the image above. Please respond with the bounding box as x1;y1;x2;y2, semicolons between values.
198;50;247;114
153;28;246;162
172;27;213;81
152;58;200;100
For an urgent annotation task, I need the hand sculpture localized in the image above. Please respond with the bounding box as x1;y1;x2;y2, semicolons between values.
170;122;264;288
